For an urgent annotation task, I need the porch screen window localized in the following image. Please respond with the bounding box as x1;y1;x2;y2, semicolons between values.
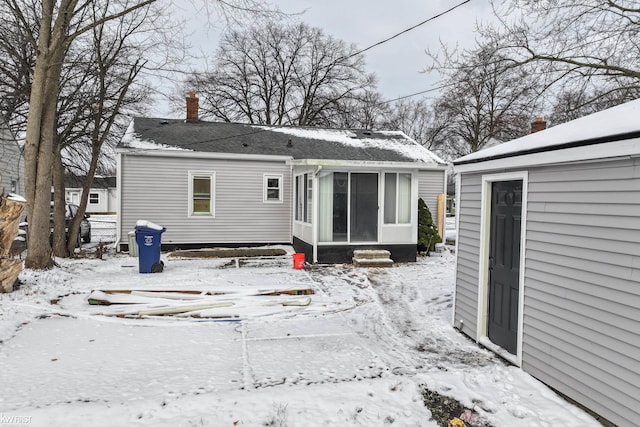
306;175;313;223
295;174;310;222
319;172;378;242
189;172;214;216
264;175;283;202
384;173;411;224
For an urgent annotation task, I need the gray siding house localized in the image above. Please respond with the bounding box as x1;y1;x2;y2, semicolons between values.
0;117;23;196
116;109;446;263
452;98;640;426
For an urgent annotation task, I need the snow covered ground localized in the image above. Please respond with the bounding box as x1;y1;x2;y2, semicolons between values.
0;249;600;427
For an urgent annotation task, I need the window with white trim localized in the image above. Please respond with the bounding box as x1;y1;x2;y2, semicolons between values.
306;174;313;223
189;172;215;216
89;192;100;204
264;174;283;202
384;173;411;224
295;173;311;222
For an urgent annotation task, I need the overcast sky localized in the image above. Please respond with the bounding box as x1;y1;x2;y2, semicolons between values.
275;0;494;99
156;0;495;117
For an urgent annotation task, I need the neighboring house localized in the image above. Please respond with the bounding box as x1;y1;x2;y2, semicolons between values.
452;99;640;426
116;97;447;263
0;117;24;196
64;175;117;214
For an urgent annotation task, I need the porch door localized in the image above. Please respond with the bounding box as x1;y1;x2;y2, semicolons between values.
488;180;522;355
350;173;378;242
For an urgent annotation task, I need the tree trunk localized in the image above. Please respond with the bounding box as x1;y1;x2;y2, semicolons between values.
0;194;26;292
23;39;65;269
52;138;70;257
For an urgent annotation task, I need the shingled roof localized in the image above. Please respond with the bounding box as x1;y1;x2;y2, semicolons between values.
118;118;445;166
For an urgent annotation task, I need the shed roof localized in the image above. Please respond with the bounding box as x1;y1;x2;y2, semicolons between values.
118;118;446;166
454;98;640;167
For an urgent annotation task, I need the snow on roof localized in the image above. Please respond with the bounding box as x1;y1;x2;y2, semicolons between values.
455;98;640;164
121;120;193;151
252;126;445;165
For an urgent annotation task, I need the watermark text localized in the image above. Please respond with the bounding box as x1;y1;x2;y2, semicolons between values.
0;413;32;425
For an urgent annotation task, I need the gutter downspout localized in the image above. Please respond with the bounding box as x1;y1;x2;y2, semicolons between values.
114;151;122;251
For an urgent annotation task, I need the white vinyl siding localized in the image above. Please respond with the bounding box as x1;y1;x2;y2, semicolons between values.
65;188;116;214
454;156;640;427
189;172;215;216
120;154;291;245
418;170;446;231
521;158;640;427
453;173;482;338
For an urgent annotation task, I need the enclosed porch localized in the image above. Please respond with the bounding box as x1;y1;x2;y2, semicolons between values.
292;165;421;264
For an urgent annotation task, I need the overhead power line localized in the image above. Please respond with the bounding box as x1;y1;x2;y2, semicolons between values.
344;0;473;61
169;0;474;146
327;0;473;105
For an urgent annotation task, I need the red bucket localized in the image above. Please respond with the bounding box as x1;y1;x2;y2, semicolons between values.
292;252;305;269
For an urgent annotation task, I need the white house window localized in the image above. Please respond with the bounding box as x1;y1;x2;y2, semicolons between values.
306;174;313;223
295;173;311;222
189;172;215;216
384;173;411;224
264;174;283;202
89;192;100;204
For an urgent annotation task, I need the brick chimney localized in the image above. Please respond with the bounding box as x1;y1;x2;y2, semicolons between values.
531;117;546;133
186;92;199;123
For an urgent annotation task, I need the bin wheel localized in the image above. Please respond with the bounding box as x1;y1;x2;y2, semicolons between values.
151;261;164;273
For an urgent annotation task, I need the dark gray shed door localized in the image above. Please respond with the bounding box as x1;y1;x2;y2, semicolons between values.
488;180;522;355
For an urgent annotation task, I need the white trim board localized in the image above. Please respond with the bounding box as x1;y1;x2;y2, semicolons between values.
477;171;528;367
454;137;640;174
117;148;292;163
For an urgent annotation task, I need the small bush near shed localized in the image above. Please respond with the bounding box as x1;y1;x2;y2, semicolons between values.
417;198;442;253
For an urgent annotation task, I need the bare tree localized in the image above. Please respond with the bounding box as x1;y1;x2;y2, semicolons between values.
184;20;377;126
383;98;441;150
426;40;541;159
2;0;276;269
0;1;35;129
52;2;156;257
549;85;640;126
487;0;640;105
327;90;390;129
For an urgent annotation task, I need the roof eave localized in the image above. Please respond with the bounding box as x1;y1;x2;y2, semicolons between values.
454;134;640;174
287;158;446;169
116;147;293;162
454;130;640;166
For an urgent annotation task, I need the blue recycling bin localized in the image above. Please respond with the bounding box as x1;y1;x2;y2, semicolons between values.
135;223;166;273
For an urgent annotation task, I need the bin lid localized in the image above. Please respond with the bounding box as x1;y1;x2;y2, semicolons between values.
135;219;165;233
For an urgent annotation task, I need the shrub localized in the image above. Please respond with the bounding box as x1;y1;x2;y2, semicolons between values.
417;198;442;253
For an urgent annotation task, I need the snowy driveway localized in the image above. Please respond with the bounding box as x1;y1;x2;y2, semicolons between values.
0;252;600;426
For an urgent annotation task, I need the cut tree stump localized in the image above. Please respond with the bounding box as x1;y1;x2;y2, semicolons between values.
0;193;26;293
0;259;22;292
